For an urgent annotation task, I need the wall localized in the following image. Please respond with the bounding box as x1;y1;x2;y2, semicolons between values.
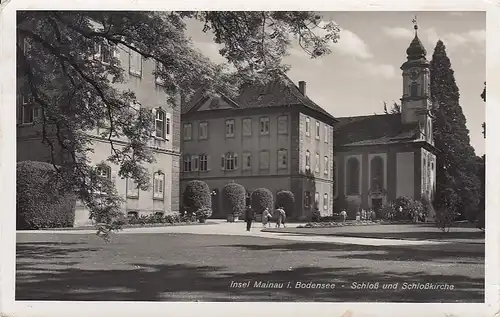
396;152;415;198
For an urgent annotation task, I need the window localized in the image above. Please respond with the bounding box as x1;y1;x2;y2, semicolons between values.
153;171;164;200
410;82;419;97
315;152;320;173
199;122;208;140
259;150;270;170
305;116;310;136
370;156;384;190
260;117;270;135
315;121;320;139
324;126;329;143
166;114;171;137
225;119;235;138
21;88;33;105
21;105;41;124
346;157;360;195
95;165;111;195
278;116;288;134
183;155;192;172
129;48;142;77
94;43;116;65
315;192;319;209
323;193;329;210
304;191;311;208
126;178;139;198
155;60;165;85
221;152;238;171
199;154;209;172
324;156;329;175
242;118;252;136
183;123;192;141
277;149;288;169
305;150;311;170
242;152;252;170
155;109;166;139
23;38;31;53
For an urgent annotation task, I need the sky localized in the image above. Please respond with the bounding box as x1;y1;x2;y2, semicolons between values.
185;11;486;156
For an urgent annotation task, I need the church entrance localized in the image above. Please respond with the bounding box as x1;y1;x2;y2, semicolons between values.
372;198;383;216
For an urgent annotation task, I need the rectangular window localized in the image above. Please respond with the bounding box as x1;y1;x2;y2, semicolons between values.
324;156;329;176
22;105;41;124
191;155;199;171
324;125;329;143
155;60;165;85
153;172;164;200
199;122;208;140
242;118;252;136
183;123;192;141
129;48;142;77
166;114;171;138
315;152;320;173
155;109;165;138
225;119;235;138
126;178;139;198
260;117;270;135
277;149;288;169
183;155;192;172
199;154;209;172
304;191;311;208
242;152;252;170
259;150;270;170
95;165;111;195
94;43;116;65
323;193;328;210
316;121;320;139
277;115;288;134
21;88;33;105
224;152;238;171
305;116;310;136
305;150;311;170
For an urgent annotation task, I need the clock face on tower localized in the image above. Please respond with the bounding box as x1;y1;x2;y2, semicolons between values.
409;68;420;80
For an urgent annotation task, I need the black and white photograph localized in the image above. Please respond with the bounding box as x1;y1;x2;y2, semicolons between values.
0;2;498;317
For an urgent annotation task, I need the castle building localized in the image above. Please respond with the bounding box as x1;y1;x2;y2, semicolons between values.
180;78;337;220
333;22;437;217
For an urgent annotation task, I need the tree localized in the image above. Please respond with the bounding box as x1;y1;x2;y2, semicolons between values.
17;11;340;236
383;101;401;114
430;40;481;224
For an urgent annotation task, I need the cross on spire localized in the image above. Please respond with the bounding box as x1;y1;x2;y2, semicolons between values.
412;15;418;32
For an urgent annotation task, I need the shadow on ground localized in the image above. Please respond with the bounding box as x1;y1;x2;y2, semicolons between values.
16;238;484;302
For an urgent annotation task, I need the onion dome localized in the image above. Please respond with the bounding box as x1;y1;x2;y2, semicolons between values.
406;22;427;60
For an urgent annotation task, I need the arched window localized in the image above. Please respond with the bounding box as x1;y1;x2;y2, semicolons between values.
305;150;311;170
410;82;419;97
370;156;384;190
346;157;360;195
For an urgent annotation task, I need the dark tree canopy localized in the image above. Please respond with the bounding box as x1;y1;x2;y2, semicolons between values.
430;40;481;223
17;11;340;236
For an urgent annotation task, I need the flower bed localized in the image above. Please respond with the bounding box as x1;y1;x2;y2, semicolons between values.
297;220;417;228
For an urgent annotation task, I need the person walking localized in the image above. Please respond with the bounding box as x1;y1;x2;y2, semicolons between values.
279;207;287;228
262;208;271;228
340;209;347;223
275;207;282;228
245;205;253;231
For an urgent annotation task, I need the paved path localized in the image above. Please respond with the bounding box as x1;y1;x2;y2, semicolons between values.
18;220;452;247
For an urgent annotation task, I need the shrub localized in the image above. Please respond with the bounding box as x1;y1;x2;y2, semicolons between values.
393;196;424;221
196;206;213;220
379;204;395;220
311;208;321;222
421;197;435;221
251;188;273;214
222;182;246;217
17;161;76;229
276;190;295;217
182;180;211;214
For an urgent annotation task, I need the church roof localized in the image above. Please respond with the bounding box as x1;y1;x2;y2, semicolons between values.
181;76;336;122
334;113;421;147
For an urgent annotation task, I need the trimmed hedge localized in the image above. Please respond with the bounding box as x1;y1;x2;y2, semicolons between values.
182;180;211;215
17;161;76;229
276;190;295;217
251;188;273;214
222;182;246;217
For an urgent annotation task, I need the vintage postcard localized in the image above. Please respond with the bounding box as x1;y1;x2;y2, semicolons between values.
0;1;498;317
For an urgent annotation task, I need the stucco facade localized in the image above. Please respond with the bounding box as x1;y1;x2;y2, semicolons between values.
17;40;180;227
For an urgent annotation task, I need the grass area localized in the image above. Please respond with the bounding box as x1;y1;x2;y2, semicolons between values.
16;232;484;302
263;223;485;243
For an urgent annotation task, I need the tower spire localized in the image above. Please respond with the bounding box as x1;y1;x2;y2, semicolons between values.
412;15;418;35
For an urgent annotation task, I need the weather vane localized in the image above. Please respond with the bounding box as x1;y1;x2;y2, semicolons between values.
412;15;418;31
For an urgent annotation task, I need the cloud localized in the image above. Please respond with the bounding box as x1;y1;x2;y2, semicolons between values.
382;27;414;39
423;28;485;51
334;28;373;60
363;62;398;79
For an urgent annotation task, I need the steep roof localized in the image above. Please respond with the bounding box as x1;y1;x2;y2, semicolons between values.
334;113;421;147
181;76;336;122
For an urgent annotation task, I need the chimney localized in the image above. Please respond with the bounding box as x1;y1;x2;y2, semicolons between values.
298;81;306;96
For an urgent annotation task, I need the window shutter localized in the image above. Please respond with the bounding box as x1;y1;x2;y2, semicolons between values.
221;154;225;170
166;113;171;136
192;155;199;171
207;154;211;171
234;153;239;169
151;108;157;138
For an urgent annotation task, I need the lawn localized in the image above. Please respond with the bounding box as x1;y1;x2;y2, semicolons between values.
263;223;485;243
16;232;484;302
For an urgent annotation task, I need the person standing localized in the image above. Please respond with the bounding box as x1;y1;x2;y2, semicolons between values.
279;207;287;228
245;205;253;231
262;208;271;228
340;209;347;223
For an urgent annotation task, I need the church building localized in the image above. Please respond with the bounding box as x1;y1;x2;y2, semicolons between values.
333;22;438;217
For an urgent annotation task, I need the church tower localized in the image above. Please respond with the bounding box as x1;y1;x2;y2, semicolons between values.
400;18;433;144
